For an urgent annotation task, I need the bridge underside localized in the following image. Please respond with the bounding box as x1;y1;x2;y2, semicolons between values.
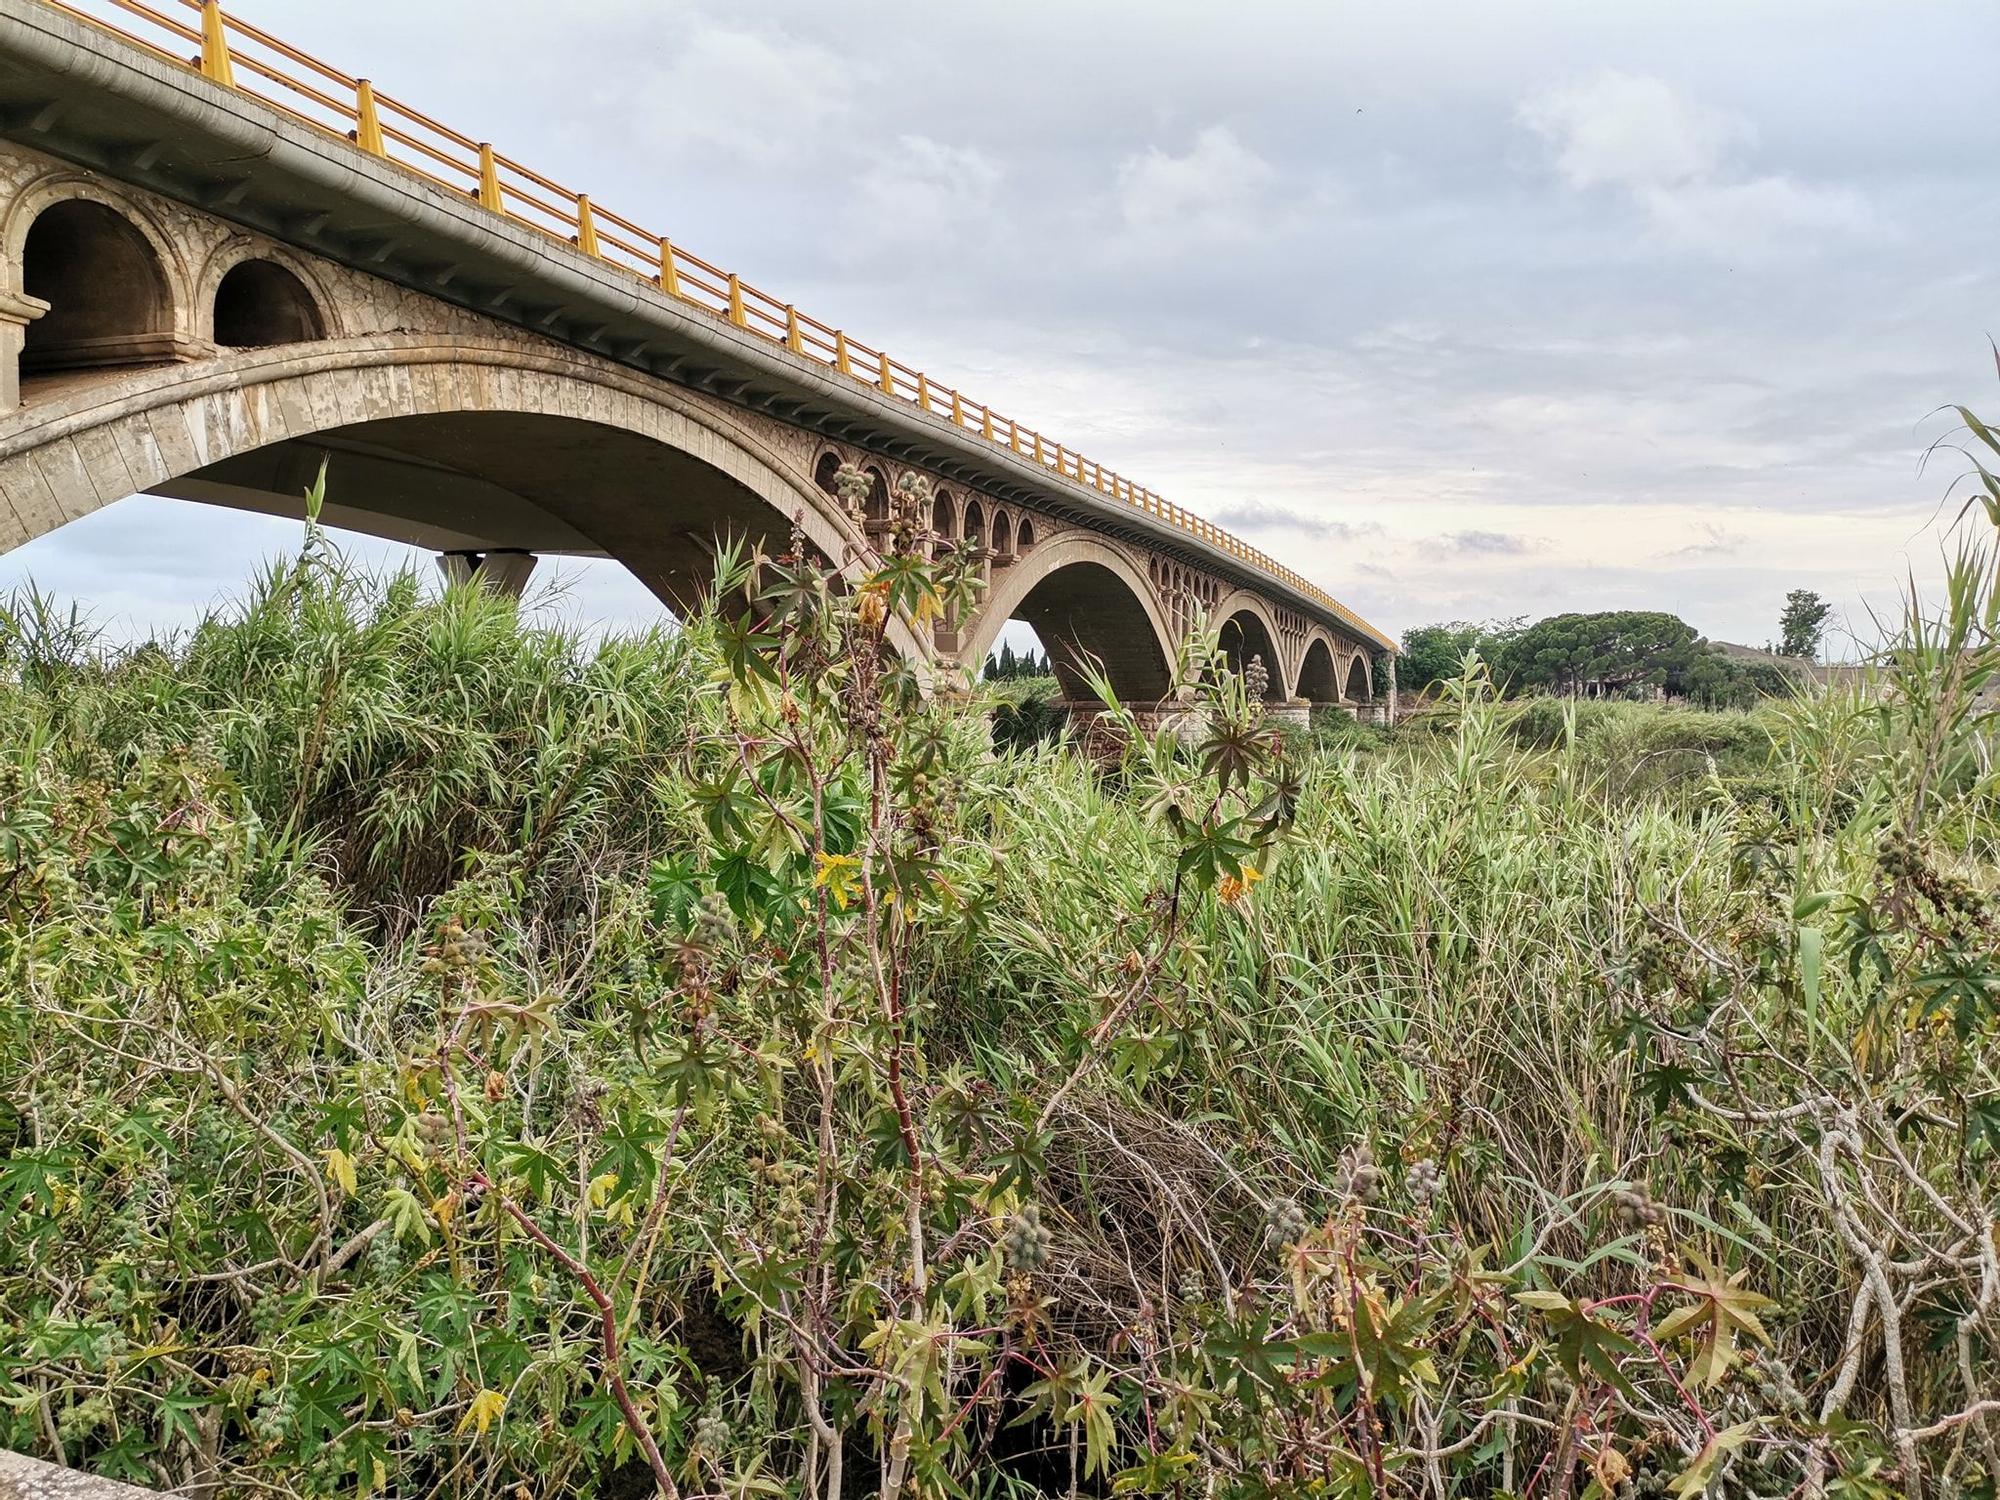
152;410;800;615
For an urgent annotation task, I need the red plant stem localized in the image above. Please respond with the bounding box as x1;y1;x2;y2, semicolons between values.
936;1353;1012;1443
476;1175;681;1499
1591;1284;1716;1442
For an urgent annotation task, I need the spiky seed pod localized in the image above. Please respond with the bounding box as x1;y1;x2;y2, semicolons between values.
1611;1183;1665;1228
1334;1143;1381;1202
1406;1156;1442;1206
58;1394;115;1443
1004;1204;1054;1272
366;1231;404;1280
693;889;734;945
1265;1196;1309;1245
248;1390;294;1445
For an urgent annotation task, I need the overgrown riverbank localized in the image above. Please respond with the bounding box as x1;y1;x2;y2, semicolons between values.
2;491;1997;1497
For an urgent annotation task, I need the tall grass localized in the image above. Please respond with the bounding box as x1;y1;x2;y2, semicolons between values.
2;516;1997;1496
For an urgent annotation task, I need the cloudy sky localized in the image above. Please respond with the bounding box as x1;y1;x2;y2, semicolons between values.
8;0;1999;656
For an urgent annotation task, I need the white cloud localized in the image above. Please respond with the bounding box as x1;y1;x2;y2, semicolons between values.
631;22;855;165
1116;126;1275;238
1520;71;1745;192
1520;70;1870;253
853;136;1006;253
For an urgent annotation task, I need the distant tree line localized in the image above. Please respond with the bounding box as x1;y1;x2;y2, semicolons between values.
1400;596;1829;710
983;641;1054;680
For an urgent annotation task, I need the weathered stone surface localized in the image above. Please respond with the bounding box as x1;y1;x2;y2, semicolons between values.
0;1450;175;1500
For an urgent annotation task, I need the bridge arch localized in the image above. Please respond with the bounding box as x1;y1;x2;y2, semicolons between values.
963;534;1177;704
861;464;890;530
6;174;192;375
812;448;842;496
1213;590;1289;700
1345;651;1372;704
212;261;325;348
1297;634;1341;704
0;333;927;661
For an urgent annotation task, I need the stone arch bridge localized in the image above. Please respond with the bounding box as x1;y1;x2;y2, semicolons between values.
0;0;1393;716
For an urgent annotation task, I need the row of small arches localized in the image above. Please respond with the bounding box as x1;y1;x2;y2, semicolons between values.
14;191;326;380
812;451;1036;559
1150;556;1222;637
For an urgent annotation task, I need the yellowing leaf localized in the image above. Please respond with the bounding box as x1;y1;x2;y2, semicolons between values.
813;851;863;911
588;1171;621;1209
459;1387;507;1437
323;1146;357;1197
1656;1254;1775;1388
1671;1421;1757;1497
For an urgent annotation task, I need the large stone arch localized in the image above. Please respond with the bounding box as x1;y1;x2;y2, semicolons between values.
0;333;929;662
1;171;193;309
962;533;1178;703
1212;589;1289;700
1296;633;1341;704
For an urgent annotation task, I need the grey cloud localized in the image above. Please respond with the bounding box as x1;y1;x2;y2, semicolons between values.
1206;499;1380;541
1664;524;1746;558
1436;530;1535;555
1518;70;1872;259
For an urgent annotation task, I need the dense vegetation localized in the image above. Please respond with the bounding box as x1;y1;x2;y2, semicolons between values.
2;467;1998;1499
1400;611;1806;708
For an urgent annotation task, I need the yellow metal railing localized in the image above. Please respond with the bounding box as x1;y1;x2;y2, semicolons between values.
40;0;1391;650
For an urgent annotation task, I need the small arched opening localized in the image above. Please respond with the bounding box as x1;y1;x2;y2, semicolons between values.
21;199;175;374
213;260;324;347
1016;517;1036;553
964;499;987;553
813;451;842;495
931;488;957;542
863;466;890;529
992;510;1014;560
1296;638;1340;704
1218;608;1286;700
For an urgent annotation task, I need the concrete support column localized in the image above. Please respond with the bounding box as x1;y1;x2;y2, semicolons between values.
437;548;537;598
1386;653;1398;725
0;287;49;409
